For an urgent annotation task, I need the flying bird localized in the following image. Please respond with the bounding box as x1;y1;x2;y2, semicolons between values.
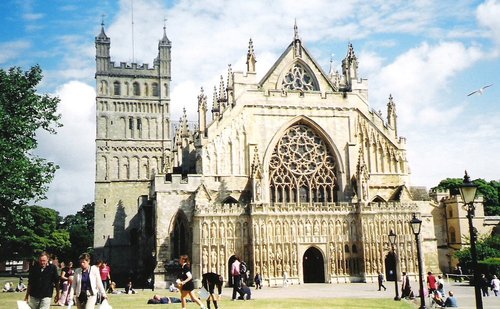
467;83;493;96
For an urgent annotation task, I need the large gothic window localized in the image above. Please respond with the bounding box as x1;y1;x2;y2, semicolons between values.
269;124;337;204
281;63;318;91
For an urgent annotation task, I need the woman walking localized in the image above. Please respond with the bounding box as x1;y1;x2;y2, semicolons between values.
72;253;107;309
177;255;206;309
58;261;74;305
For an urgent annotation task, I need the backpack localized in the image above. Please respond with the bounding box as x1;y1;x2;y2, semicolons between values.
239;262;247;274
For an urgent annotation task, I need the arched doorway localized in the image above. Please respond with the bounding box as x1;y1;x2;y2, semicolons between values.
303;247;325;283
384;251;397;282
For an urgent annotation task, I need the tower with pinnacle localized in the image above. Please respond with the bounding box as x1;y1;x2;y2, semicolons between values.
93;23;172;279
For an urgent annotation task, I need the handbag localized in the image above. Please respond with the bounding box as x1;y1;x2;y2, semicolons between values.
100;299;113;309
17;301;31;309
78;291;88;304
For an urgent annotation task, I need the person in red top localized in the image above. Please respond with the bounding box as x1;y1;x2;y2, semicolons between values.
427;271;437;294
98;261;111;292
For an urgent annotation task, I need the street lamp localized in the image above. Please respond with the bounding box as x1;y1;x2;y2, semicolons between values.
410;214;426;309
388;230;400;301
458;171;482;309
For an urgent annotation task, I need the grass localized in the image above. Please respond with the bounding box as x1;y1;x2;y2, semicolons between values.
1;277;416;309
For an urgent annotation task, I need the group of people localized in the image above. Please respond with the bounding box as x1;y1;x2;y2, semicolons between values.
398;270;458;307
230;256;252;301
150;254;254;308
480;273;500;296
2;278;26;292
427;271;457;307
22;251;110;309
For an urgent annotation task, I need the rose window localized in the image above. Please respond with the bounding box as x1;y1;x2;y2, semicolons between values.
269;124;337;204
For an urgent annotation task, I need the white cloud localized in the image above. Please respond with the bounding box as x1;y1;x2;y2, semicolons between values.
477;0;500;47
36;81;96;215
0;40;31;64
368;41;483;127
22;13;44;21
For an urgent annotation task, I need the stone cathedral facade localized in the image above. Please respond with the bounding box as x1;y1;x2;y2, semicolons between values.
93;24;444;287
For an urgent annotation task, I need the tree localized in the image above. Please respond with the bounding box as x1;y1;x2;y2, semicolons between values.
433;178;500;216
0;205;70;261
455;234;500;274
0;65;61;255
60;202;95;263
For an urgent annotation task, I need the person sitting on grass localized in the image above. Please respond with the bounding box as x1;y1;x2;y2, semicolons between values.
3;281;14;292
236;282;251;300
125;281;136;294
147;294;192;304
444;291;458;307
16;279;27;292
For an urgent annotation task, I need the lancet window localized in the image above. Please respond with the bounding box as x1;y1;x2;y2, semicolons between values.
269;124;337;204
281;63;318;91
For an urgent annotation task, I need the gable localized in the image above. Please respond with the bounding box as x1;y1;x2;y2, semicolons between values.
259;41;337;93
195;183;212;204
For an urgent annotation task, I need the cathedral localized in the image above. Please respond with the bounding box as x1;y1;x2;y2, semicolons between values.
92;23;484;288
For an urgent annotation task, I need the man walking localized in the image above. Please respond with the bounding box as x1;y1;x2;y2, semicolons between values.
377;272;386;291
24;252;60;309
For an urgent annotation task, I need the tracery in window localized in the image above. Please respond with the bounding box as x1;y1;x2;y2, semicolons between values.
269;124;337;204
281;63;318;91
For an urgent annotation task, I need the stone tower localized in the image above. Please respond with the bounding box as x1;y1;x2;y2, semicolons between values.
93;23;172;281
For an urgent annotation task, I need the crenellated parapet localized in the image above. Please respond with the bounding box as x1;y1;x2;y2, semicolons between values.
107;61;165;77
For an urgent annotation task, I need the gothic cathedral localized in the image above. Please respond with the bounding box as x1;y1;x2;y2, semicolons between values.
93;23;444;287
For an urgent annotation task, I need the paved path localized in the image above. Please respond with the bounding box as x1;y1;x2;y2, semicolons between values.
220;281;500;308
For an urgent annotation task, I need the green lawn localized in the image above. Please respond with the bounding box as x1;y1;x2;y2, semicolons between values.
1;277;416;309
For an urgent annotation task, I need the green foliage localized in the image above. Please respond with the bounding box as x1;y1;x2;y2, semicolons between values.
433;177;500;216
475;179;500;216
433;178;463;196
0;206;70;261
0;202;95;264
455;234;500;273
0;65;61;208
0;65;61;256
479;257;500;266
59;202;95;263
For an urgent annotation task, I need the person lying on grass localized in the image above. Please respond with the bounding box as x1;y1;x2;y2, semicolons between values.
147;294;192;304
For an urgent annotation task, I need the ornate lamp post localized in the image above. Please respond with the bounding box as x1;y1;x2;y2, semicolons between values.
410;214;426;309
388;230;400;301
458;171;482;309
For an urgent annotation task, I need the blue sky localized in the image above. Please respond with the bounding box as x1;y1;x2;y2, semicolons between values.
1;0;499;216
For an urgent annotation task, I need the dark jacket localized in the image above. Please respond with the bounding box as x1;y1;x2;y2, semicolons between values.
28;263;59;298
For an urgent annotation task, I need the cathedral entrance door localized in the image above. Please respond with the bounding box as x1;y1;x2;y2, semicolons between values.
302;247;325;283
385;251;397;281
